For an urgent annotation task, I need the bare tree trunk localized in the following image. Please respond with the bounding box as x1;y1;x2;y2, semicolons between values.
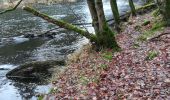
110;0;120;25
87;0;99;34
129;0;136;16
95;0;107;32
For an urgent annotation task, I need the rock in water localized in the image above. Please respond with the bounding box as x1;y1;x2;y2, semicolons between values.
6;60;65;83
12;37;29;44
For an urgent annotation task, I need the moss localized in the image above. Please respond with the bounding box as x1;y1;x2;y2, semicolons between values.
38;95;44;100
142;20;150;26
110;0;120;25
79;76;89;85
129;0;136;16
102;51;113;61
152;8;160;17
23;6;96;42
138;20;165;42
49;88;56;94
136;3;156;11
97;24;120;51
100;64;108;70
145;50;159;60
133;43;140;49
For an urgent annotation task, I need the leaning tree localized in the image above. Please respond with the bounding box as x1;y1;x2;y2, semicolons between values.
22;0;120;50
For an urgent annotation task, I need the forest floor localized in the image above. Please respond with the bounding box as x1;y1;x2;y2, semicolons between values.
43;10;170;100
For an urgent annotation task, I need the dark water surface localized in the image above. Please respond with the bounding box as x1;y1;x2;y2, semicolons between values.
0;0;144;99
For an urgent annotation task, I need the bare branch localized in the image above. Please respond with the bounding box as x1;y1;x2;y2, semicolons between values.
149;32;170;41
0;0;23;15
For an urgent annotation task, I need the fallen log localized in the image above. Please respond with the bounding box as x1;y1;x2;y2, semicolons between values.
23;6;97;42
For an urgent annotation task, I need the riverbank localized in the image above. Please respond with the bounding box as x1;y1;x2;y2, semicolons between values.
0;0;78;8
43;8;170;99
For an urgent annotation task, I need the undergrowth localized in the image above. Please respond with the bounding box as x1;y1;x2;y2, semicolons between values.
138;20;165;41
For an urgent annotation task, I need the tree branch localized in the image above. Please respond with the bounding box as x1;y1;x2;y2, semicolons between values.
149;32;170;41
0;0;23;14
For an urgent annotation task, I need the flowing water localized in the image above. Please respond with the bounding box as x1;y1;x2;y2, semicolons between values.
0;0;144;99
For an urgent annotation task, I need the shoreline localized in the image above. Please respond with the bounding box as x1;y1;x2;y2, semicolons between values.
43;6;170;99
0;0;78;9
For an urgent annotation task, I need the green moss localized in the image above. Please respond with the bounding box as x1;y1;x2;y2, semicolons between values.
152;8;160;17
38;95;44;100
151;21;165;31
142;20;150;26
49;88;55;94
102;51;113;61
100;64;108;70
133;43;140;49
136;3;156;11
95;24;120;51
145;50;159;60
79;76;89;85
138;21;165;41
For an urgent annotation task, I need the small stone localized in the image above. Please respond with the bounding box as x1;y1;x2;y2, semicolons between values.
92;96;97;100
164;79;170;83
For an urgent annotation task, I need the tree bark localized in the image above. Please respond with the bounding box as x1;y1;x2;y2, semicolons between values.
110;0;120;25
95;0;120;50
87;0;99;34
129;0;136;16
165;0;170;26
95;0;107;32
23;6;97;42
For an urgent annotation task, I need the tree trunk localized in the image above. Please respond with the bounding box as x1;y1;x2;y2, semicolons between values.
165;0;170;26
129;0;136;16
110;0;120;25
95;0;107;32
95;0;120;50
87;0;99;34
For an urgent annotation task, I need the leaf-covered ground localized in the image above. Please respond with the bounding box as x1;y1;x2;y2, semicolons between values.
44;11;170;100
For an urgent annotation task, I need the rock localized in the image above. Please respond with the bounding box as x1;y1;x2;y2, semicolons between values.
12;37;29;44
37;34;44;38
6;60;65;82
164;79;170;84
45;34;55;39
24;34;35;38
1;36;29;45
0;68;9;70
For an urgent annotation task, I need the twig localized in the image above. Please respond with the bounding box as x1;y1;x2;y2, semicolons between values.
0;0;23;15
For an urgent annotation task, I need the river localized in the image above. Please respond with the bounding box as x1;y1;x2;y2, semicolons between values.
0;0;145;99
